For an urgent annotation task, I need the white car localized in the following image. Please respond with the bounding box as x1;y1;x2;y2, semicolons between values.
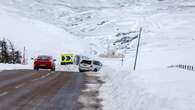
79;60;102;72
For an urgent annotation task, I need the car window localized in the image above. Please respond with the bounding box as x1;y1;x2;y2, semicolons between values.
80;60;92;65
93;61;101;65
38;56;50;60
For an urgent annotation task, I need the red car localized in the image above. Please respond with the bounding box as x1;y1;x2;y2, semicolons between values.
33;55;56;71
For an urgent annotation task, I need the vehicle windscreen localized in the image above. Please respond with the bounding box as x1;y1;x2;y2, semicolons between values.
37;56;50;60
93;61;101;65
80;60;92;65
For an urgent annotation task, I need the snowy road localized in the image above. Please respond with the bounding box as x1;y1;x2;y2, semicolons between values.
0;70;84;110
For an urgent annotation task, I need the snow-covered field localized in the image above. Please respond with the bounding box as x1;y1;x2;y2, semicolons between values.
0;0;195;110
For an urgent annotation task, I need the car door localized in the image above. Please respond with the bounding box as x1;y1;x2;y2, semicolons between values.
93;61;102;71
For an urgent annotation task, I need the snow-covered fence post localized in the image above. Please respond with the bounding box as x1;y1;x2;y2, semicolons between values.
121;56;124;66
190;66;193;71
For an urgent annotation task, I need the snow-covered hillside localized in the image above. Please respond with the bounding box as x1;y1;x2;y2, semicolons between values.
1;0;195;55
2;0;195;54
0;5;89;62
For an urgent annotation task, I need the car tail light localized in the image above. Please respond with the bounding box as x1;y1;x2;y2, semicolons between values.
49;59;53;62
34;58;38;62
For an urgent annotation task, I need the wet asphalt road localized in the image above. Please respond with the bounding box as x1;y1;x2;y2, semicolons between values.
0;70;84;110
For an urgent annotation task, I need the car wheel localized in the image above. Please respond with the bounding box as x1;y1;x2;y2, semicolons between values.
94;68;98;72
51;67;55;71
79;69;84;72
34;67;39;70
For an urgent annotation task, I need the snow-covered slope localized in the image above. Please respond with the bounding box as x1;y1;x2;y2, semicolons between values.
1;0;195;55
0;5;89;61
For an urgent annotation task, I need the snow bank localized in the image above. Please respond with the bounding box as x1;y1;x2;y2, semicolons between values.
101;58;195;110
0;63;32;71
